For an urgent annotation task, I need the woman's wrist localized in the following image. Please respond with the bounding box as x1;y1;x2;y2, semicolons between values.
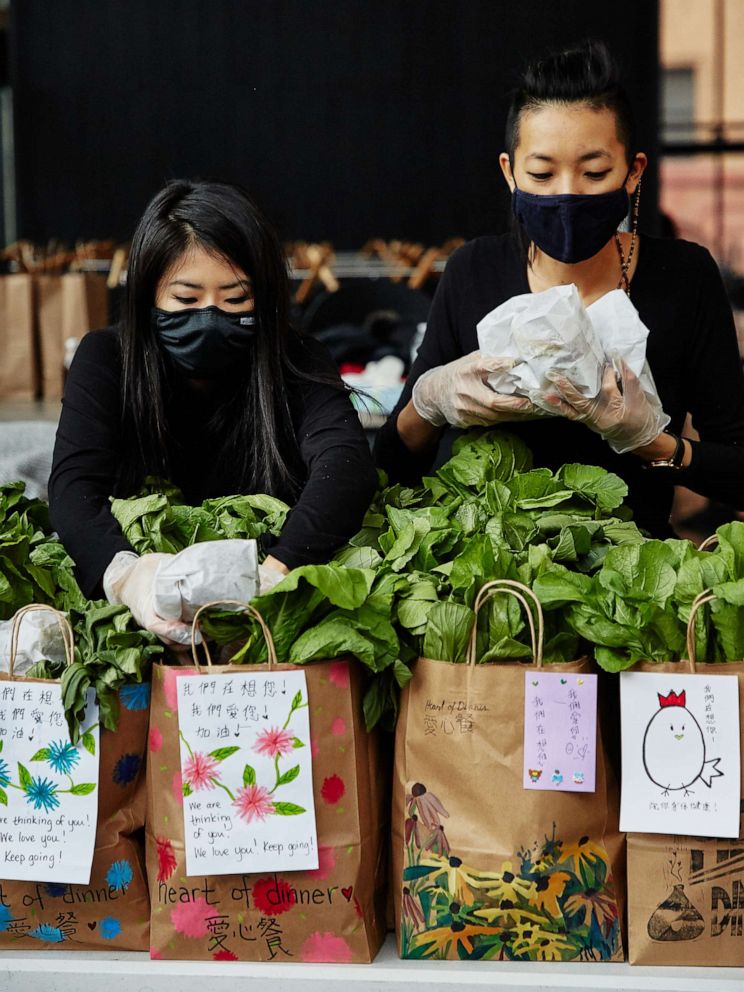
396;399;443;454
633;431;692;467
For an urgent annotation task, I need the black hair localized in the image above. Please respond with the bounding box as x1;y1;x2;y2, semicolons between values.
119;178;335;498
505;39;635;164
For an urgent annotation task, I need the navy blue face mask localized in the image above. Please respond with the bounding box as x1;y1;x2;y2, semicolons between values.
152;306;256;378
512;178;630;264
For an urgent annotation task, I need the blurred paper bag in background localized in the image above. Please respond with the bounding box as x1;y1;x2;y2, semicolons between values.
0;274;38;400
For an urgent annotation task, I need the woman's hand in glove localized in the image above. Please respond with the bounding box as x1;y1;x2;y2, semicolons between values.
103;551;194;646
411;352;538;428
544;361;670;455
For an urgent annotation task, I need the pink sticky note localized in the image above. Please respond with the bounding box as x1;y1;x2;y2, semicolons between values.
523;671;597;792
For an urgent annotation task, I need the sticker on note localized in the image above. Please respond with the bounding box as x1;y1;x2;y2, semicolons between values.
523;671;597;792
177;669;318;876
0;683;99;883
620;672;740;837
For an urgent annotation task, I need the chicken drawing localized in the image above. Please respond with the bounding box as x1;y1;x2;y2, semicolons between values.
642;690;723;796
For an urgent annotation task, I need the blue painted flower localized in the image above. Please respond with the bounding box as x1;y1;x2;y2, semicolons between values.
0;757;10;788
44;883;69;898
46;739;80;775
24;776;60;813
30;923;64;943
112;753;141;786
100;916;122;940
106;859;133;892
120;682;151;711
0;905;12;933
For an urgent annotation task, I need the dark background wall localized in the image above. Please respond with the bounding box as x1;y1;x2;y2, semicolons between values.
8;0;660;248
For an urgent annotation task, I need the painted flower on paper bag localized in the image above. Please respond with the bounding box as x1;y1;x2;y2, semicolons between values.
171;771;184;805
254;726;295;759
232;784;275;823
0;758;10;789
330;717;346;737
0;905;12;933
100;916;122;940
213;949;238;960
156;837;178;883
406;783;448;830
300;931;353;963
402;887;425;932
320;774;345;805
46;740;80;775
171;897;210;939
106;859;133;892
148;726;163;753
112;753;141;786
150;947;164;960
252;875;296;915
328;661;350;689
306;844;335;881
29;924;64;943
163;666;198;711
44;883;68;898
183;752;219;791
25;776;60;813
120;682;151;712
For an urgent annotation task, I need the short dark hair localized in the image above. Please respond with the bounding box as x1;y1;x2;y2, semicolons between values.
505;39;636;165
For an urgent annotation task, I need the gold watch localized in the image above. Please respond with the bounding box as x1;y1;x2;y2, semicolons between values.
646;431;685;470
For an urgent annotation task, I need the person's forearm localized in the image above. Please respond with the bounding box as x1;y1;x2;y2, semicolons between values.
633;431;692;467
396;400;444;454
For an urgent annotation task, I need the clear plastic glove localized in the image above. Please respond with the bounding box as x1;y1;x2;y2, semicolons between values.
258;559;289;595
545;361;671;455
103;551;194;646
411;352;538;428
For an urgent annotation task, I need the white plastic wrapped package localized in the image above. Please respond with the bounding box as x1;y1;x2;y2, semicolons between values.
153;539;259;622
0;609;68;675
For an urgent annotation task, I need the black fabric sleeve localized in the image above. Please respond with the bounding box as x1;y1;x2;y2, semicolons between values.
373;247;469;484
267;337;379;569
665;248;744;507
48;329;134;598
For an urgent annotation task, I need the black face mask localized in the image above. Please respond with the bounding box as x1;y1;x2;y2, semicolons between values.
152;306;256;378
512;180;630;264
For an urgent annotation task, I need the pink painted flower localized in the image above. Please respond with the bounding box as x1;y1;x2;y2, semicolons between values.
148;726;163;753
171;897;210;938
213;949;238;960
306;844;335;880
328;661;350;688
156;837;178;883
330;716;346;737
162;665;198;711
254;726;295;759
233;784;275;823
150;947;164;960
311;737;320;759
171;770;184;806
183;752;219;791
320;773;345;805
300;931;353;963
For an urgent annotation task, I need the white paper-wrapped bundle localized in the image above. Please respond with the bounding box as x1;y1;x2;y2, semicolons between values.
153;539;259;621
0;610;68;675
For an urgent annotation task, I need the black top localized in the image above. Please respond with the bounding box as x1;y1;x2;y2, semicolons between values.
49;327;378;599
374;233;744;536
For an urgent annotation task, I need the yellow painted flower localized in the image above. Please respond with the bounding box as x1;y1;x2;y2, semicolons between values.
563;887;617;931
411;921;498;958
562;835;609;876
416;854;501;903
482;861;537;904
511;923;576;961
532;871;571;917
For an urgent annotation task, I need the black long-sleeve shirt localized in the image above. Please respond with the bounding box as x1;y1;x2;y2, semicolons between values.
49;327;378;598
375;233;744;536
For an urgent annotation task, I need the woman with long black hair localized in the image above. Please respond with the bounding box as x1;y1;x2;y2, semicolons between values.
374;40;744;533
49;179;378;643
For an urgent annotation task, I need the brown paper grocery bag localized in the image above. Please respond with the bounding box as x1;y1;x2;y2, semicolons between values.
627;590;744;966
146;603;386;962
36;272;108;400
0;274;38;399
0;606;150;950
393;580;625;962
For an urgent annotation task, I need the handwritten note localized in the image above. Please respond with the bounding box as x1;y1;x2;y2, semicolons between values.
523;672;597;792
620;672;740;837
176;670;318;876
0;683;99;883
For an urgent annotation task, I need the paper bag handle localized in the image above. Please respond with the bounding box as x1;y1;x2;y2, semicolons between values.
466;579;543;668
190;600;278;669
8;605;75;679
698;535;719;551
685;588;718;671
